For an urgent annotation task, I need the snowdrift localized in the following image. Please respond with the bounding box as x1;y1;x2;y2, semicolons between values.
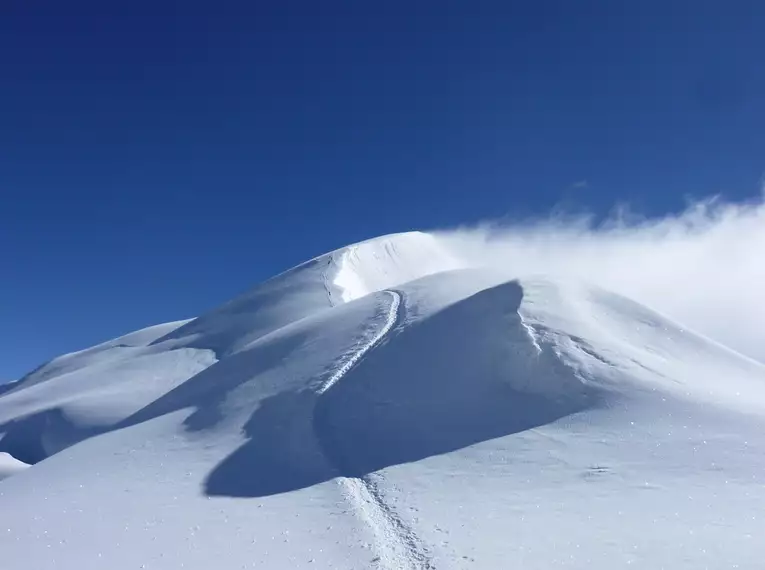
0;452;28;481
1;231;764;570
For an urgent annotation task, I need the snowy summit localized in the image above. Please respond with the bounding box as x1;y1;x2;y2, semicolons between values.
1;231;764;569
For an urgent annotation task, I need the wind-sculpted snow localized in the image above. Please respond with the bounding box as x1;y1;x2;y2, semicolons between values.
9;319;192;391
153;231;461;356
315;278;600;478
333;231;463;302
0;347;217;464
0;452;28;481
0;318;216;465
2;231;765;570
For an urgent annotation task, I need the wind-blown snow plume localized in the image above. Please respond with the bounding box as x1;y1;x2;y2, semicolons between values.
439;195;765;363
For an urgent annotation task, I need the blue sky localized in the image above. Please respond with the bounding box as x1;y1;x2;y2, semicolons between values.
2;1;764;379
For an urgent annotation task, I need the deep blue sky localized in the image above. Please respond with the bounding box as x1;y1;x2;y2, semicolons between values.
2;1;764;379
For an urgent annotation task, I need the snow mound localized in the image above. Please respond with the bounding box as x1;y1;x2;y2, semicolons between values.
2;231;765;570
11;319;192;391
316;277;598;478
156;231;463;355
518;279;765;411
0;323;216;464
0;452;29;481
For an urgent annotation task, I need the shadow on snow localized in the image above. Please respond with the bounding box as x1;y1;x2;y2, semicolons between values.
202;281;601;497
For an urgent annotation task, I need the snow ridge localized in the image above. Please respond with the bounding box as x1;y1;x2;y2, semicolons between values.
0;452;29;481
316;290;401;395
518;312;543;355
316;290;434;569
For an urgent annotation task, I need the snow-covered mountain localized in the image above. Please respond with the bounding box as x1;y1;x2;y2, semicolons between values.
2;231;764;569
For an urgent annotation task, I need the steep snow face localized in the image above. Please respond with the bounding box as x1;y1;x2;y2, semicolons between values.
518;280;765;412
2;231;765;570
316;277;594;479
333;231;463;302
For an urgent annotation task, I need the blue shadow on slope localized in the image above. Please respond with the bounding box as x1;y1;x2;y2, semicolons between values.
3;281;602;494
203;281;604;498
204;388;337;497
118;326;343;496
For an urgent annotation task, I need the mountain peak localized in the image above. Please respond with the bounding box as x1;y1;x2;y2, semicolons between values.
2;233;764;569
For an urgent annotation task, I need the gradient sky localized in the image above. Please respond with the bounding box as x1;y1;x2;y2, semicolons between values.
2;0;764;379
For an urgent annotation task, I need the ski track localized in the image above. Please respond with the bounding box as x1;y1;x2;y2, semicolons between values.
317;290;434;570
316;290;400;396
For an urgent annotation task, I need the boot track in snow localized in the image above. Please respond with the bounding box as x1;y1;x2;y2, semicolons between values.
316;290;434;570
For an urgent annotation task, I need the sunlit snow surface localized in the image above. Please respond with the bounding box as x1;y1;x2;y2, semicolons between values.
0;452;28;481
1;231;764;569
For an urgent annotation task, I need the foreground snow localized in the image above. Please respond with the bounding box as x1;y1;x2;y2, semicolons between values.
1;231;764;569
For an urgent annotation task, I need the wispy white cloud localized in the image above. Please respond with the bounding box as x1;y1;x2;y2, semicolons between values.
438;193;765;363
570;180;589;189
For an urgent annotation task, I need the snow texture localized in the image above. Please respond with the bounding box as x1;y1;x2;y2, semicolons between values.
1;230;764;569
0;452;28;481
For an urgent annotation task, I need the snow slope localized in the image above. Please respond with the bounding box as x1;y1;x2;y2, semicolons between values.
1;231;764;569
0;452;28;481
